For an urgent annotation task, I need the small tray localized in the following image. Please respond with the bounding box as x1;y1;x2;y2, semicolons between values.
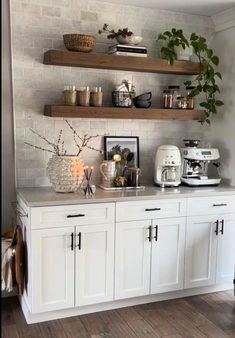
99;185;145;191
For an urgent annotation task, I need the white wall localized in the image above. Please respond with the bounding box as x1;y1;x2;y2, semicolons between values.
10;0;213;187
2;0;16;233
204;26;235;185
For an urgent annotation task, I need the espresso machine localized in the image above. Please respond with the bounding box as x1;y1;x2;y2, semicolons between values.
181;139;221;186
154;145;181;187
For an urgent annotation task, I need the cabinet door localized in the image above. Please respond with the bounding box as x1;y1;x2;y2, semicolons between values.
151;217;185;294
115;220;151;300
216;214;235;284
75;223;114;306
185;215;218;288
32;227;75;313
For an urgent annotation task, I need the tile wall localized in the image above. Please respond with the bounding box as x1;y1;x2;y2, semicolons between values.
10;0;213;186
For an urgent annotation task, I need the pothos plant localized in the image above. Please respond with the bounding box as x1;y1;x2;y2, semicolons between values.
157;28;224;124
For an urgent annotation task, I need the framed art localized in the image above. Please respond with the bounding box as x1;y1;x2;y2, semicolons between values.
104;136;139;168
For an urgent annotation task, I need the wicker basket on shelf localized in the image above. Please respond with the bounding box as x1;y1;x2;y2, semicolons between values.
63;34;96;52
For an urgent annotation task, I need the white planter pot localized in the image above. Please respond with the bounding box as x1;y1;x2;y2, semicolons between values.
175;45;193;61
47;155;84;193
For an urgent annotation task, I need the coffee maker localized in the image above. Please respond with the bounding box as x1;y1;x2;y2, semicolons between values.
154;145;181;187
181;139;221;186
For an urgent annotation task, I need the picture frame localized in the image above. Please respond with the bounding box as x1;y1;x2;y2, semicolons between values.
104;136;139;168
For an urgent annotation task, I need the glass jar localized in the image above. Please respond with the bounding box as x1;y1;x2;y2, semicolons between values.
177;96;188;109
186;86;195;109
168;86;181;108
127;167;141;187
162;89;173;108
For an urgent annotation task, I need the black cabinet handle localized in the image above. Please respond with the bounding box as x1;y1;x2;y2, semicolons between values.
154;225;158;242
213;203;227;207
77;232;82;250
220;220;224;235
145;208;161;212
67;214;85;218
147;226;152;242
71;232;74;251
215;220;219;235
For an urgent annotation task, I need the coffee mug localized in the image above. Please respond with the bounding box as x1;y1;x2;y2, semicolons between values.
100;161;116;180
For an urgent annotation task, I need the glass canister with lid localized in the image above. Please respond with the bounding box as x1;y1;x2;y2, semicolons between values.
186;86;196;109
168;85;181;108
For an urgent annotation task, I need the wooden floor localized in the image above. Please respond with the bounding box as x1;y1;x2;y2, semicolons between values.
2;291;235;338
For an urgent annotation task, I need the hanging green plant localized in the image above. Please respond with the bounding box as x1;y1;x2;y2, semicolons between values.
157;28;224;124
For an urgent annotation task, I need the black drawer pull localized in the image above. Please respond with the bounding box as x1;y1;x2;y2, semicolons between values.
71;232;74;251
220;220;224;235
77;232;82;250
145;208;161;212
154;225;158;241
147;226;152;242
213;203;227;207
67;214;85;218
215;220;219;235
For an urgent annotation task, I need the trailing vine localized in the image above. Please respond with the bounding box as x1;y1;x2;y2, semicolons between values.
157;29;224;124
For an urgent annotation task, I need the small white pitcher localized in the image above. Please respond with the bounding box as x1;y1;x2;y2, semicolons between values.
100;160;116;187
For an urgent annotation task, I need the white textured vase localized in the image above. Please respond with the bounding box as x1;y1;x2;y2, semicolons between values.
47;155;84;193
175;46;193;61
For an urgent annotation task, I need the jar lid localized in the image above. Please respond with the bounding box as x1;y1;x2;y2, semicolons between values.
168;85;180;89
186;86;196;90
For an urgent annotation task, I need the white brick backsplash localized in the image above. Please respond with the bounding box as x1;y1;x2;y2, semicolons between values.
10;0;213;187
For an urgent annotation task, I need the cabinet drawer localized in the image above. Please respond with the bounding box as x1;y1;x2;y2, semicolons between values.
116;199;186;222
31;203;115;229
187;196;235;216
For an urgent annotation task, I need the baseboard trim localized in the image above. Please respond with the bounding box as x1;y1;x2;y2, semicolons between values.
20;283;233;324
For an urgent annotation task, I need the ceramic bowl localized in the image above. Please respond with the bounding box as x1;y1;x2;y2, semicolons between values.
134;92;152;101
116;35;143;46
134;100;152;108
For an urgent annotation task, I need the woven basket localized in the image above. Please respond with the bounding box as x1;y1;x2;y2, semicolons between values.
63;34;96;53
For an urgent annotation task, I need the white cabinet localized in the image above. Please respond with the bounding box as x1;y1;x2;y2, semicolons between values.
115;220;151;300
185;213;235;288
185;215;218;288
115;217;185;299
75;223;114;306
31;227;75;313
151;217;185;294
216;214;235;283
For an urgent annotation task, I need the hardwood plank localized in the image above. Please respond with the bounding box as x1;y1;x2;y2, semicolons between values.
44;105;205;121
225;329;235;337
197;322;229;338
38;320;68;338
1;325;19;338
43;50;201;75
80;313;110;336
62;319;89;338
1;297;15;326
125;318;161;338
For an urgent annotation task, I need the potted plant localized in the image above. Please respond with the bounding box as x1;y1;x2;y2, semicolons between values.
25;120;103;193
98;23;143;45
157;28;224;124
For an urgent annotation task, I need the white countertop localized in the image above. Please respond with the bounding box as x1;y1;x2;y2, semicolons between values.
17;185;235;207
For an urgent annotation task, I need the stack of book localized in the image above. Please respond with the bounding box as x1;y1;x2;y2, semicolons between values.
108;44;147;57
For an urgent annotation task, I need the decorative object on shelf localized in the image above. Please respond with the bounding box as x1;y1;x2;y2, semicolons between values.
157;28;224;124
98;23;143;45
47;155;84;193
134;92;152;108
100;160;116;188
114;176;127;187
108;44;147;57
77;86;90;106
104;136;140;178
63;85;77;106
112;79;136;107
127;167;142;187
63;34;96;53
83;166;96;196
25;121;103;193
90;87;103;107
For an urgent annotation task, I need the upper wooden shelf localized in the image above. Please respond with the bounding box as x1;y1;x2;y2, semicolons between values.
44;105;205;121
43;50;201;75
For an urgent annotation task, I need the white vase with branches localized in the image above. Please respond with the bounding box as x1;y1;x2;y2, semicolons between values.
25;120;103;193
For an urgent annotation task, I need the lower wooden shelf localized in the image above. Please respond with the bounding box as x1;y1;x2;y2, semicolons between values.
44;105;205;121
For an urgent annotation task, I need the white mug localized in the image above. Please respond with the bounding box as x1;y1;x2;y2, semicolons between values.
100;161;116;180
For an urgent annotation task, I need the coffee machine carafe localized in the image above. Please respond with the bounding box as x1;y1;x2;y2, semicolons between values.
154;145;181;187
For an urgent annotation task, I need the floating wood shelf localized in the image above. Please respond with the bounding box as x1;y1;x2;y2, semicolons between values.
43;50;201;75
44;105;205;121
